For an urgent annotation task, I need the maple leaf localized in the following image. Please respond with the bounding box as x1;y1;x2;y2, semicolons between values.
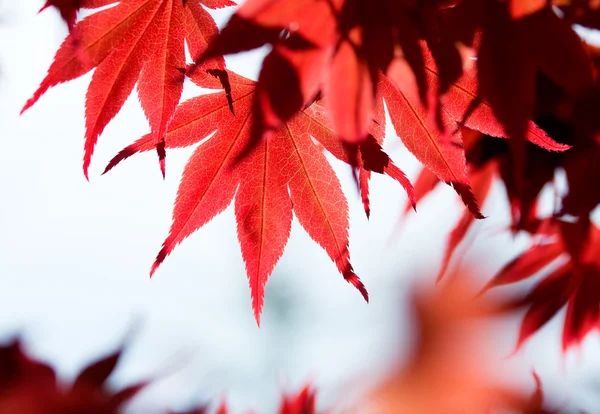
484;218;600;350
0;340;146;414
104;71;415;323
23;0;234;179
419;43;571;153
404;122;571;281
300;95;415;219
0;340;58;414
278;385;317;414
433;0;593;186
388;40;571;220
379;72;484;218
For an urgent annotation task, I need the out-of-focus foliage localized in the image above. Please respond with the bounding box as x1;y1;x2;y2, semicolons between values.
0;340;145;414
363;271;562;414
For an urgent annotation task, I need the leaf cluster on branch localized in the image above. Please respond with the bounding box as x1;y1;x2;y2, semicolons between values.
26;0;600;348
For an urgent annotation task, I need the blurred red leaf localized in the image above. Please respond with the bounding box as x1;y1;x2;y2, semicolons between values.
486;219;600;350
436;160;496;281
278;385;317;414
364;270;549;413
0;340;145;414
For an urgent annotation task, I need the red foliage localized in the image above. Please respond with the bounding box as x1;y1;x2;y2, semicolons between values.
23;0;600;348
484;219;600;351
364;271;560;413
0;341;145;414
104;71;420;322
0;338;322;414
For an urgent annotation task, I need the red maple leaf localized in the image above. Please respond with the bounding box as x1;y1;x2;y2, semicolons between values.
484;218;600;350
397;31;572;218
23;0;234;178
0;340;146;414
104;71;415;323
298;94;415;219
278;385;317;414
405;116;570;280
388;38;569;219
380;69;485;218
419;42;570;153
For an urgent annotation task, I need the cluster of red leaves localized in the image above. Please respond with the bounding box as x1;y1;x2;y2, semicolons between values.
403;2;600;350
27;0;600;332
485;219;600;351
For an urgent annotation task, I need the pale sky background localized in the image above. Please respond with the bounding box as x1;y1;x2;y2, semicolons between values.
1;1;600;413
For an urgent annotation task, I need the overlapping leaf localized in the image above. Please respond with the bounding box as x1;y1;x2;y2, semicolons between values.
194;0;442;163
381;41;565;220
379;72;484;218
24;0;234;178
474;2;593;183
399;37;570;218
105;71;415;322
299;95;415;218
420;44;571;153
484;219;600;350
404;120;570;280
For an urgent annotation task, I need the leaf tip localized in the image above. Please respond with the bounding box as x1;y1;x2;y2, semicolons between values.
150;248;167;279
149;266;157;279
348;273;369;303
38;1;51;14
253;311;262;328
20;100;34;116
251;290;264;328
